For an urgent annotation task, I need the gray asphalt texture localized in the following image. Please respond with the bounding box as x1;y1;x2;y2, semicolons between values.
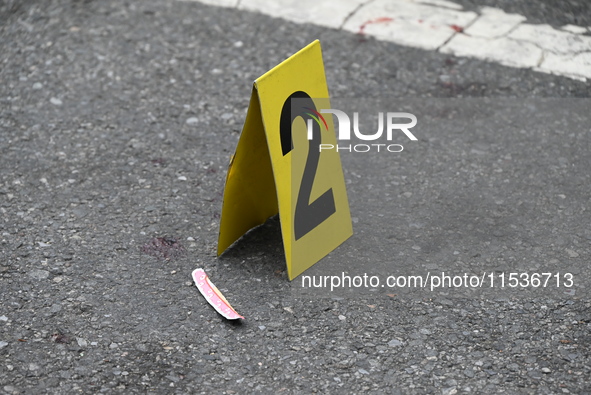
1;0;590;394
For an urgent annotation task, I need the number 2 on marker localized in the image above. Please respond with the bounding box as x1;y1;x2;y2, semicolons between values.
280;91;336;240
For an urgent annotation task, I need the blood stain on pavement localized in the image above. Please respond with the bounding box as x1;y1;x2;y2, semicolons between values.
141;237;186;260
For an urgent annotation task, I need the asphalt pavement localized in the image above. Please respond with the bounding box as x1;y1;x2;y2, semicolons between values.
1;0;590;394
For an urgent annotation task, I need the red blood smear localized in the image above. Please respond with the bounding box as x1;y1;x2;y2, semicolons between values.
372;17;394;23
450;24;464;33
358;17;394;35
141;237;186;260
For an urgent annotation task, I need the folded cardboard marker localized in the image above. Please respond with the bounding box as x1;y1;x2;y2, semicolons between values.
217;40;353;280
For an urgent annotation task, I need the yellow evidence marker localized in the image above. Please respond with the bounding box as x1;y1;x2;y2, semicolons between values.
217;40;352;280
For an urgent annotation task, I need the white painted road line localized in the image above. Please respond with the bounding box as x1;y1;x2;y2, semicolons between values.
180;0;591;81
341;0;478;51
239;0;367;30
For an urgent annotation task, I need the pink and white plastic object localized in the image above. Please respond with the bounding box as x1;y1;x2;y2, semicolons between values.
192;268;244;320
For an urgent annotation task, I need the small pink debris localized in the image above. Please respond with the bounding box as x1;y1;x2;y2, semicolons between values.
192;269;244;320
